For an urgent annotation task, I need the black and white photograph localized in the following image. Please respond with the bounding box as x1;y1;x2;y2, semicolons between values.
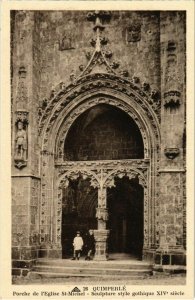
0;1;194;299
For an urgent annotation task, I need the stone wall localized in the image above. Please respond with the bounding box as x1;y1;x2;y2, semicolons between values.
34;11;160;104
65;104;144;161
12;177;40;276
155;11;186;266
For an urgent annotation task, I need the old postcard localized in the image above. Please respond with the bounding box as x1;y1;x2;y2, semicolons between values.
0;1;194;299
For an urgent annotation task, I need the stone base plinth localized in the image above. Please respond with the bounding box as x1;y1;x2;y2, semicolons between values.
12;246;39;277
93;229;109;261
38;247;62;259
154;252;186;266
143;248;186;270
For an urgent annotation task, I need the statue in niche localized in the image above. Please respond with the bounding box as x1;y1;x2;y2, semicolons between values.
59;32;75;51
126;23;141;43
15;121;27;161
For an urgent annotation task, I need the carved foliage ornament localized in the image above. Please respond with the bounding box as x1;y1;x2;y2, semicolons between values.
96;207;109;221
104;168;147;189
38;74;161;138
58;169;99;190
16;66;28;109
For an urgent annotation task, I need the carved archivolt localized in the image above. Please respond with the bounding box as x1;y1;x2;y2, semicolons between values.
54;95;159;162
38;73;161;141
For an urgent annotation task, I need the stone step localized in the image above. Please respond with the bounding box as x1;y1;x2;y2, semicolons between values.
29;271;145;279
35;259;151;270
33;265;152;276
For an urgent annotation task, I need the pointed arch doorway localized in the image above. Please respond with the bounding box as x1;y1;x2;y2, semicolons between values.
107;176;144;259
61;177;97;258
60;103;145;259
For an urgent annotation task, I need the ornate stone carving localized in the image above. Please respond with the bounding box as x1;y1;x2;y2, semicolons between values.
126;23;141;43
96;207;108;221
59;32;75;50
54;95;157;160
164;147;180;159
166;40;176;55
87;11;111;23
16;232;24;245
18;66;27;78
110;61;120;69
16;66;28;109
93;229;109;261
104;167;147;189
132;76;140;84
38;74;161;137
164;91;181;108
151;90;160;102
142;82;150;91
55;159;149;169
100;36;108;46
14;111;28;169
85;51;92;60
120;70;129;77
104;50;112;59
58;169;99;190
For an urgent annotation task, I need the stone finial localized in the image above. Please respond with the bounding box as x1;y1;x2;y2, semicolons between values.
87;11;111;23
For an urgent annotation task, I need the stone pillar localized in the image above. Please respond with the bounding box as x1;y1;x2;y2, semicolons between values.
94;187;109;260
93;229;109;261
155;11;186;267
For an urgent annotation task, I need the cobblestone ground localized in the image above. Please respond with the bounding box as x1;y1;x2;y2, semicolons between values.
12;273;186;285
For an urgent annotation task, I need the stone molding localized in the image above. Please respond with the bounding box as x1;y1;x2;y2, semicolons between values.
57;159;149;190
53;94;160;163
38;74;161;135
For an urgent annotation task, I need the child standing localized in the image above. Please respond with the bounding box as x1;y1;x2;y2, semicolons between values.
72;231;83;260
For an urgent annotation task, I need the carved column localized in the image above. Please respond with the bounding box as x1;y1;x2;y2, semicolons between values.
94;186;109;261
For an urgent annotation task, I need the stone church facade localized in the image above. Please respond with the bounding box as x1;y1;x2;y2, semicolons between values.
11;10;186;276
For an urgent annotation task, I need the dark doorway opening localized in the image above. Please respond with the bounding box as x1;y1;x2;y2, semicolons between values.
107;176;143;259
61;177;97;258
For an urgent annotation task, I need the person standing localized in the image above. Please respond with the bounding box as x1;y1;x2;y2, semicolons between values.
72;231;83;260
85;229;95;260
